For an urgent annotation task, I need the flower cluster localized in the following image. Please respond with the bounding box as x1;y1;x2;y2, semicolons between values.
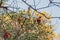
0;10;55;40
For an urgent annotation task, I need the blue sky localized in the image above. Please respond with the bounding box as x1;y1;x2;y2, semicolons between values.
7;0;60;34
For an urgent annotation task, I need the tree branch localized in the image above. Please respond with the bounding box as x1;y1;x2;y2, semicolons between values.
22;0;51;19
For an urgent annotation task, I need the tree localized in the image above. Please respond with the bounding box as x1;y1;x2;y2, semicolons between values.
0;8;55;40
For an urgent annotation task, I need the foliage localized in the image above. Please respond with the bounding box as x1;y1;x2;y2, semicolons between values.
0;9;55;40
